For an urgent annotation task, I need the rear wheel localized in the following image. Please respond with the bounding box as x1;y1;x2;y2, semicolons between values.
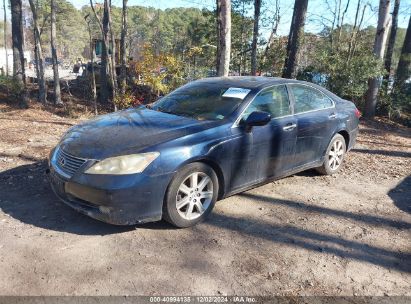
316;134;346;175
163;163;219;228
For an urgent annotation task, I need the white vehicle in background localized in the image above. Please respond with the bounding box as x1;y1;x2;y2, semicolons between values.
0;48;31;75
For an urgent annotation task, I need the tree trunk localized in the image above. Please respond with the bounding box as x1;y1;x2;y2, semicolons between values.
238;0;245;75
216;0;220;73
89;0;111;104
101;0;111;103
216;0;231;77
28;0;47;104
50;0;62;105
109;0;117;106
251;0;261;76
261;0;280;71
10;0;24;81
3;0;8;76
364;0;391;118
86;18;97;115
395;17;411;88
336;0;351;49
34;34;40;79
119;0;128;95
348;0;362;60
10;0;27;108
282;0;308;79
349;2;367;60
384;0;400;82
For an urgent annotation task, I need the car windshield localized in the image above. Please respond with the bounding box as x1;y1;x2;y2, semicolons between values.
151;82;251;121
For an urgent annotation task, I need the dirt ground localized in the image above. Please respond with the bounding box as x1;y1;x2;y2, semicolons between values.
0;104;410;296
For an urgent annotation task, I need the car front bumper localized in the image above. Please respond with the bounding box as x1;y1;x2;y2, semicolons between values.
47;164;173;225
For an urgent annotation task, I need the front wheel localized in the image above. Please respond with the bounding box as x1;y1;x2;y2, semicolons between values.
163;163;219;228
316;134;346;175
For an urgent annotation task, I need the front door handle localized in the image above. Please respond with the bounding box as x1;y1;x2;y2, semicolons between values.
329;113;337;119
283;123;297;131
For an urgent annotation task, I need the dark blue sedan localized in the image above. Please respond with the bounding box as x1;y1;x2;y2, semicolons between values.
48;77;360;227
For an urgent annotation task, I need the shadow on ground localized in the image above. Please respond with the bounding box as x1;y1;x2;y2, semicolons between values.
0;161;138;235
388;175;411;215
207;191;411;274
352;148;411;158
206;210;411;274
1;162;410;273
238;192;411;230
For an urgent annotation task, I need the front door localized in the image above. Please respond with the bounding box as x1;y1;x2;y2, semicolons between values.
251;115;297;180
229;85;297;189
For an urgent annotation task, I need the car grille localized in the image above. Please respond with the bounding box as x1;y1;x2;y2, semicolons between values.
55;148;87;177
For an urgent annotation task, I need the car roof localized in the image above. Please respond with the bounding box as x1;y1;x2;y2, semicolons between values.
194;76;304;90
193;76;341;100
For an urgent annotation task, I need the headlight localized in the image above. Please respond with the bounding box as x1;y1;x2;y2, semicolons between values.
85;152;160;175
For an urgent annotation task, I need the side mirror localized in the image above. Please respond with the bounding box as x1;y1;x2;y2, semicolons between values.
243;111;271;131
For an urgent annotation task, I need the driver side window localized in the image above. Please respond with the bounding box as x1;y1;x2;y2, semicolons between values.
242;85;291;120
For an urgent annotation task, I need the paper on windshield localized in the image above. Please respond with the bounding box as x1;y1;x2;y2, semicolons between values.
222;87;251;99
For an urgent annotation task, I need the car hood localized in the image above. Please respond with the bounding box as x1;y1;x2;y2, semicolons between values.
59;107;221;159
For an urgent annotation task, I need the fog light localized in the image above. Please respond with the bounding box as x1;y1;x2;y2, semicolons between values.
99;206;111;214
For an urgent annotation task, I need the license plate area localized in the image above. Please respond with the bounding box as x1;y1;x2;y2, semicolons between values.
50;170;66;194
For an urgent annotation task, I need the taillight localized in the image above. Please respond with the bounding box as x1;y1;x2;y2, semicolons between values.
354;108;362;118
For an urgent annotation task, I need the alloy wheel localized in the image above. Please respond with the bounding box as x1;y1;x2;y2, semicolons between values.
328;139;344;170
176;172;214;220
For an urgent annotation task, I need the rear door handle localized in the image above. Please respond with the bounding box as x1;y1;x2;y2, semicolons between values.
283;123;297;131
329;113;337;119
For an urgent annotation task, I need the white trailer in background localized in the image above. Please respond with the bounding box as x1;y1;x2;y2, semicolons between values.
0;48;31;75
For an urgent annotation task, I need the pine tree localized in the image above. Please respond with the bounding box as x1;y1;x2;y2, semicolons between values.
216;0;231;76
282;0;308;79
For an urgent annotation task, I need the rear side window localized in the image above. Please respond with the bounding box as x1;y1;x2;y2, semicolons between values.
242;85;291;120
290;85;334;114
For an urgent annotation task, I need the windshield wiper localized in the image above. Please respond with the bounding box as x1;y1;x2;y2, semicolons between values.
155;106;176;115
153;106;197;119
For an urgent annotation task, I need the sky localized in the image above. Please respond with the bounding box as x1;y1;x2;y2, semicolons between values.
1;0;410;37
65;0;410;36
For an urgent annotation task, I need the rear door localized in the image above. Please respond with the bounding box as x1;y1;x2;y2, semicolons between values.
288;84;336;167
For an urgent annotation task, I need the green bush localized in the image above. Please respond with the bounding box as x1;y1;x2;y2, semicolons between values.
307;50;384;104
0;76;24;98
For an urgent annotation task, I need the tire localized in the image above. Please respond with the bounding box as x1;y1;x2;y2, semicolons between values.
316;134;346;175
163;162;219;228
